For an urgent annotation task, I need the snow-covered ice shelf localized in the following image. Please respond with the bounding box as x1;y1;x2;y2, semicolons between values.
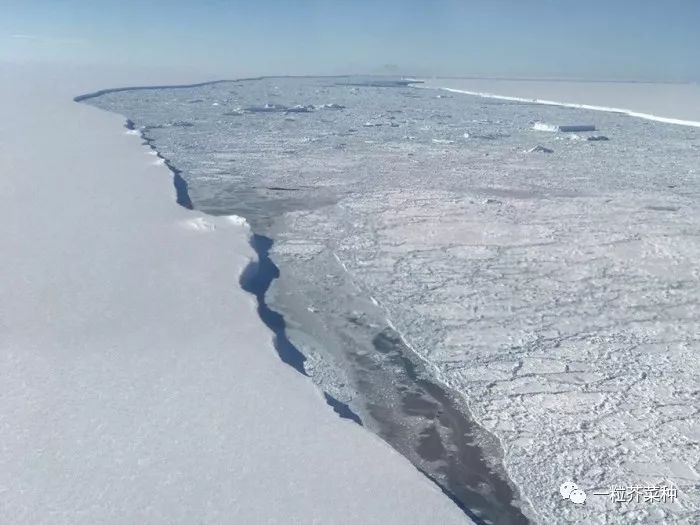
0;66;471;525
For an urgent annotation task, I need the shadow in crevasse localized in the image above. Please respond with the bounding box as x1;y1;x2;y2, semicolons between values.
239;233;362;426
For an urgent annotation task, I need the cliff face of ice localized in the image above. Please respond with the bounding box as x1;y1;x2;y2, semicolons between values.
85;76;700;524
0;66;470;525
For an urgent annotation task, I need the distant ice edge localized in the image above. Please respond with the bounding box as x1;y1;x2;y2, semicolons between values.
429;86;700;128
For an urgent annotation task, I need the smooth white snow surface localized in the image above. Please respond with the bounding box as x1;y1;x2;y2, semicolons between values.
0;65;470;525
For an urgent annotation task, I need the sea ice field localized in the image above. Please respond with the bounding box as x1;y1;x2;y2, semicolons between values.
84;76;700;524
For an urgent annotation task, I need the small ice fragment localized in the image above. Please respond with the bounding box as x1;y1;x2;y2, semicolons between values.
534;122;595;132
533;122;559;132
244;103;287;113
559;124;595;132
526;145;554;153
286;105;314;113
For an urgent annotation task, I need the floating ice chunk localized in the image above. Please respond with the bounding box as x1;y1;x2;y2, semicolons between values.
286;104;314;113
432;138;454;144
223;109;245;116
533;122;558;132
244;103;287;113
586;135;610;141
317;103;346;110
464;131;510;140
526;145;554;153
363;121;382;127
558;124;595;131
534;121;596;132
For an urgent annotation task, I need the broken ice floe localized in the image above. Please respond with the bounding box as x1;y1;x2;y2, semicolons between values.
526;145;554;153
243;103;288;113
317;103;346;110
286;105;314;113
464;131;510;140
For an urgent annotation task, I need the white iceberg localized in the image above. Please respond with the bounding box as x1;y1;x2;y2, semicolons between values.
533;121;596;132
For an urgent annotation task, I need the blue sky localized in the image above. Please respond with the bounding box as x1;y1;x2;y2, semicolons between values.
1;0;698;81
